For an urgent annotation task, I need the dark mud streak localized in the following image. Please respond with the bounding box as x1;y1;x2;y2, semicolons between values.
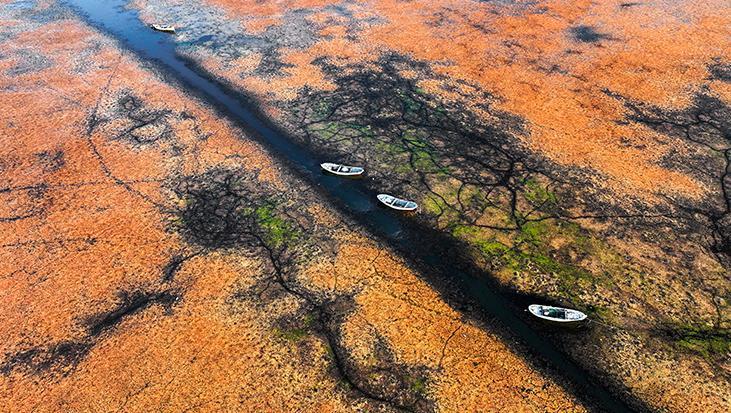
0;341;91;376
570;25;609;43
708;59;731;83
83;63;169;210
162;251;201;281
320;304;430;412
177;169;428;411
0;212;42;222
62;1;645;411
86;290;180;337
35;149;66;172
616;91;731;264
619;3;643;9
114;93;173;144
4;47;53;76
1;288;179;376
317;299;434;412
0;183;50;222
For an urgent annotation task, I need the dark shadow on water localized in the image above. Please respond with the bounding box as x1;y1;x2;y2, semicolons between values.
60;0;649;411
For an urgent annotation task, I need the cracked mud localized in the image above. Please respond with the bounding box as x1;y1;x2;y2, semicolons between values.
129;0;731;411
0;2;589;412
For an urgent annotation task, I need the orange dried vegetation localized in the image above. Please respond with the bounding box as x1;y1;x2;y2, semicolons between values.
201;0;731;199
0;17;345;412
302;232;586;412
0;11;586;413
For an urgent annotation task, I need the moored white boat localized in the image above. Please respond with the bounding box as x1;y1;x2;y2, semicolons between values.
320;162;364;176
377;194;418;211
151;24;175;33
528;304;587;323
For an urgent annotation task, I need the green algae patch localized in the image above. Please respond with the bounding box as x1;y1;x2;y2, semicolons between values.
447;210;626;309
408;376;427;394
274;327;309;342
255;203;299;248
523;179;558;207
669;325;731;359
517;220;551;245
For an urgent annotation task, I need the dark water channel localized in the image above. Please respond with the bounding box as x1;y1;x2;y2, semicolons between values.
60;0;637;411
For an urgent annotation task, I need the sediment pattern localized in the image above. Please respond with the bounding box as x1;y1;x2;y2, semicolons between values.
126;0;731;411
0;2;591;411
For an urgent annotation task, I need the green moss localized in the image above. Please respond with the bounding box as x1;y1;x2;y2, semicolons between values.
585;304;613;321
408;376;427;394
556;221;591;250
308;121;341;141
451;224;478;238
415;153;449;175
255;203;298;248
672;325;731;358
323;343;335;360
350;123;375;139
423;196;447;215
517;220;551;245
393;162;414;174
417;177;632;309
476;239;510;257
412;148;435;170
375;141;406;158
313;100;332;118
308;119;375;142
274;327;308;342
400;92;421;113
523;179;557;207
302;313;316;328
338;378;352;390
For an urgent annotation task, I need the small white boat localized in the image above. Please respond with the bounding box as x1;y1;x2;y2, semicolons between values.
377;194;418;211
528;304;587;323
320;162;364;177
151;24;176;33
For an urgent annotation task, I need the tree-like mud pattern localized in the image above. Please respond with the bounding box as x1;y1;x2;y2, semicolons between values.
0;5;590;411
173;168;434;411
111;93;173;145
0;183;51;223
174;168;298;250
291;55;559;230
287;55;619;296
619;93;730;261
1;288;180;376
609;91;731;357
284;51;731;371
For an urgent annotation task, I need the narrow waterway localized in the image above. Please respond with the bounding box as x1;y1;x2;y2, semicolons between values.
62;0;638;411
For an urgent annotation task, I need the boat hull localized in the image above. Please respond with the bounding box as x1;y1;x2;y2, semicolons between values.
528;304;587;323
320;162;364;177
377;194;418;211
151;25;175;33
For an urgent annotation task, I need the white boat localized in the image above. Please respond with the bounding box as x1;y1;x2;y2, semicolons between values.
528;304;587;323
377;194;418;211
320;162;364;177
151;24;176;33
